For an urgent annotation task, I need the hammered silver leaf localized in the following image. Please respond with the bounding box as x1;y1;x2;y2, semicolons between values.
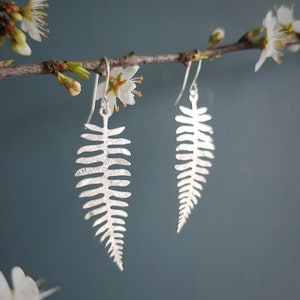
175;83;215;233
75;113;131;271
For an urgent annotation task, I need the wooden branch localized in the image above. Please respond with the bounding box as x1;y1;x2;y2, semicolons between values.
0;36;299;80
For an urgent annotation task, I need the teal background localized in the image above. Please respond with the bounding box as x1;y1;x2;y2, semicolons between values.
0;0;300;299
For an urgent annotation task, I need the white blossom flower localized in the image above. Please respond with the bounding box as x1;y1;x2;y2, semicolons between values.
20;0;49;42
255;10;287;72
0;266;60;300
276;5;300;52
276;5;300;33
96;66;143;115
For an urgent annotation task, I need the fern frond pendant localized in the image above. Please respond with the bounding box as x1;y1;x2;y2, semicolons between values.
75;108;131;271
175;83;215;233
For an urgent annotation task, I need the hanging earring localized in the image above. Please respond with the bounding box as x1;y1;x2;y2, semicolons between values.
75;58;132;271
174;60;215;233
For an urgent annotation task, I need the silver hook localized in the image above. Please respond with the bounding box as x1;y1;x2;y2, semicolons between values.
86;73;99;125
174;60;202;106
101;57;110;107
86;57;111;124
174;61;191;106
189;60;202;93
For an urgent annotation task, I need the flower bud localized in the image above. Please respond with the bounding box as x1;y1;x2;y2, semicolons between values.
246;27;264;39
57;72;81;96
67;80;81;96
11;12;23;22
66;61;90;80
208;28;225;48
11;27;27;43
10;39;32;56
0;60;14;67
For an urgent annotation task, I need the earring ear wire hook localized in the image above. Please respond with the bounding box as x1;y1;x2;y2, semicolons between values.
86;57;110;125
102;57;110;102
189;60;202;92
86;73;99;125
174;60;191;106
174;60;202;106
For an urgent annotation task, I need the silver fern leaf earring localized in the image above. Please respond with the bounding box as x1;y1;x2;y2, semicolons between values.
175;60;215;233
75;58;131;271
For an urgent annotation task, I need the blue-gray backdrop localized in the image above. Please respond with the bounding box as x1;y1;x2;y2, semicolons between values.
0;0;300;299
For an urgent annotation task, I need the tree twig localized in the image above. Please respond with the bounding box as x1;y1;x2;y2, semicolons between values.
0;36;299;79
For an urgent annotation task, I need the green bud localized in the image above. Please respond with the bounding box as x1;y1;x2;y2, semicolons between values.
208;28;225;48
239;27;264;43
193;51;209;61
247;27;264;39
66;61;82;69
11;12;23;22
66;61;90;80
0;60;14;67
12;27;26;44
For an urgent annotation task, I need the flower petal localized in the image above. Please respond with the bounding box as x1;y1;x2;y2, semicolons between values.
0;271;12;300
110;67;123;77
118;88;135;105
277;6;293;25
107;92;117;115
12;267;39;300
263;10;273;28
12;266;26;290
20;18;28;32
288;44;300;52
119;77;139;106
27;23;42;42
21;18;43;42
255;50;267;72
96;82;106;100
122;66;139;80
124;81;136;91
292;20;300;33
